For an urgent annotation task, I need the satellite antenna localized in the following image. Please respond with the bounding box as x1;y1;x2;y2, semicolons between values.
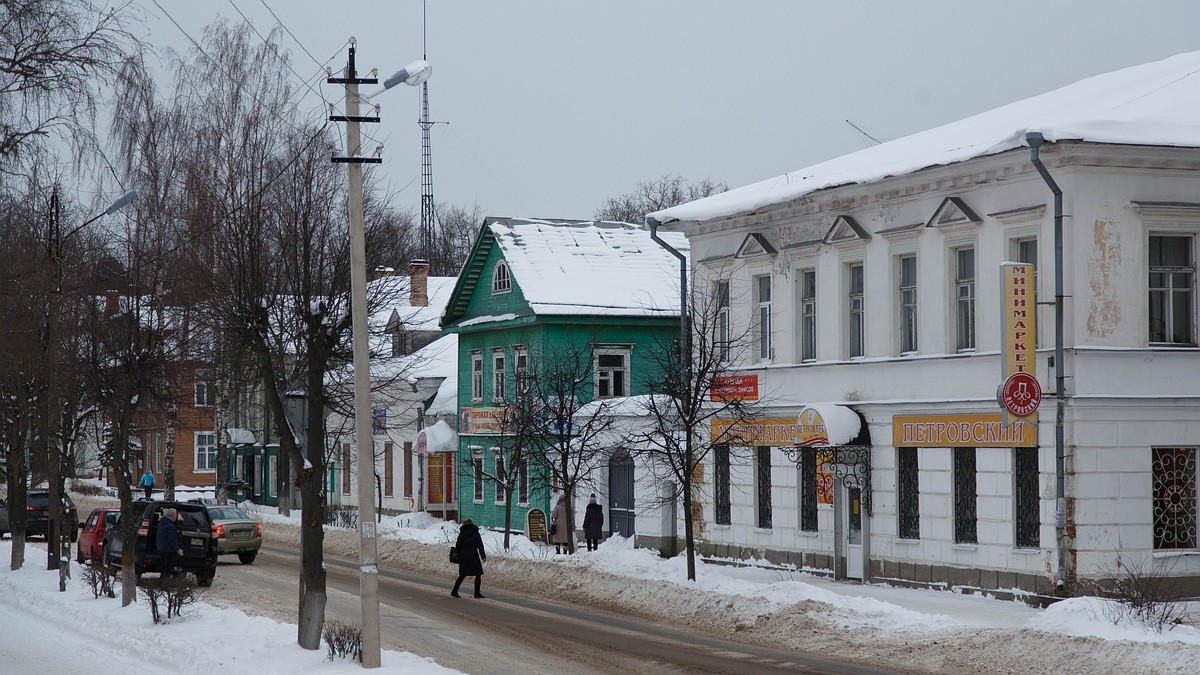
845;119;883;145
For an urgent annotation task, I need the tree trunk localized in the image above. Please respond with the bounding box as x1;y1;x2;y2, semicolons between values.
214;369;231;505
296;473;327;649
7;396;30;570
164;402;177;500
683;436;697;581
111;406;140;606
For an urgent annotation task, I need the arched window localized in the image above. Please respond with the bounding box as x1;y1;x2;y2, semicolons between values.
492;261;511;294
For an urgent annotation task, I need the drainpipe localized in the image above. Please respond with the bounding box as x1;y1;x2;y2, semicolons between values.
1026;131;1068;595
647;215;689;556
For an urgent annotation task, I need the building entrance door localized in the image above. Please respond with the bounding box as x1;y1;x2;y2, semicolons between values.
846;487;863;580
608;451;635;537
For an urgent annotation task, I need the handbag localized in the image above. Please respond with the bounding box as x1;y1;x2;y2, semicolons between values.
449;546;460;564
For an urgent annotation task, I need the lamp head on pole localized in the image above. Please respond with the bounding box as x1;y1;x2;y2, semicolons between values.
104;190;138;215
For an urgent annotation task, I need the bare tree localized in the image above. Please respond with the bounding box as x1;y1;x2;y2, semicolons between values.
594;174;726;224
627;273;761;581
0;0;132;157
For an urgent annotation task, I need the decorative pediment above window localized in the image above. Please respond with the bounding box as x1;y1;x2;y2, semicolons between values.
735;232;778;258
823;215;870;244
926;197;982;229
988;204;1046;225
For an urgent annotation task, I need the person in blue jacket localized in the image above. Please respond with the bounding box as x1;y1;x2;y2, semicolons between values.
156;508;183;577
138;470;155;500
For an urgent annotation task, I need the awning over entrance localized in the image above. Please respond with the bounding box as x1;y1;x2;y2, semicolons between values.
795;403;867;447
227;428;257;446
417;420;458;455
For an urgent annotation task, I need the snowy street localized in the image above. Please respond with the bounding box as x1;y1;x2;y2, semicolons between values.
1;491;1198;674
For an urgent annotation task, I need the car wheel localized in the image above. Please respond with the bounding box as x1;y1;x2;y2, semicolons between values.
197;571;215;587
76;545;84;564
237;551;257;565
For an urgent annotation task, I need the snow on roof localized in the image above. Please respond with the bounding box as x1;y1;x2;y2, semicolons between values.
651;51;1200;225
368;274;457;333
489;219;688;317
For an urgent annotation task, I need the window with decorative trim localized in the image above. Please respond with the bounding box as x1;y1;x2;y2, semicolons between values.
471;351;483;401
514;346;530;395
494;449;506;504
492;349;506;402
594;348;629;399
1149;235;1195;345
194;369;215;407
848;263;865;358
1014;237;1041;347
755;275;772;361
898;255;918;355
472;455;485;502
194;432;217;472
799;269;817;362
492;261;512;294
1152;446;1197;549
955;247;976;352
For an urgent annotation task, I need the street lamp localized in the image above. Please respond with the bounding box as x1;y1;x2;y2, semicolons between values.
45;188;136;588
329;40;429;670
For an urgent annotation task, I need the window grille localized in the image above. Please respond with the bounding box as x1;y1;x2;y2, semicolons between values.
1153;447;1197;549
953;447;977;544
897;447;920;539
756;446;772;529
714;445;731;525
1014;447;1039;547
799;448;817;532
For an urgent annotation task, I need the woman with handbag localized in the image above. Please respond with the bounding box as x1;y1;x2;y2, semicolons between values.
451;519;487;598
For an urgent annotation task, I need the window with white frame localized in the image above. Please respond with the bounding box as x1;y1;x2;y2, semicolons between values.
754;275;772;361
899;255;918;354
194;431;216;472
716;280;731;362
492;260;511;294
955;247;976;351
471;351;483;401
472;454;484;502
514;346;529;396
518;458;529;504
492;349;506;402
799;269;817;362
1152;446;1197;549
494;450;506;504
1149;235;1195;345
595;348;629;398
194;368;215;407
1014;237;1041;347
848;263;865;358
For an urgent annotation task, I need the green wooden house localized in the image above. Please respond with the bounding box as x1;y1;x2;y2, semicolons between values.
440;217;688;539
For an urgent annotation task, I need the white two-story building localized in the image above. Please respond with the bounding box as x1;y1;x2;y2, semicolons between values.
650;51;1200;599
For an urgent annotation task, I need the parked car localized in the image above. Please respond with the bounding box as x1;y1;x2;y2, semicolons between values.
76;507;120;563
105;500;217;586
207;506;262;564
24;490;79;541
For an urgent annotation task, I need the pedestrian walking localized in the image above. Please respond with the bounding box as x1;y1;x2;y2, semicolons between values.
451;519;487;598
156;508;183;578
138;469;155;501
583;493;604;551
551;494;572;554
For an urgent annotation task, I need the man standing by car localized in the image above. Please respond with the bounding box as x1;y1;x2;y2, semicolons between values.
156;508;183;578
138;470;155;500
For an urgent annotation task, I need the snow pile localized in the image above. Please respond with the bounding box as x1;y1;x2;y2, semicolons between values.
0;542;456;674
1027;596;1200;645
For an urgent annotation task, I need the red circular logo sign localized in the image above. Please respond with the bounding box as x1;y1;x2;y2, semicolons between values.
999;372;1042;417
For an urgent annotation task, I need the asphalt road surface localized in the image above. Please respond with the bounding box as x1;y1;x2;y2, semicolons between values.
208;543;898;674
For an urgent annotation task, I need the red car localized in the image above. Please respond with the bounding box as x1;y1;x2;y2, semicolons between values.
76;507;120;564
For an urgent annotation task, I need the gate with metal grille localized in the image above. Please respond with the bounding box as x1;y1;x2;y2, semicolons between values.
608;451;635;538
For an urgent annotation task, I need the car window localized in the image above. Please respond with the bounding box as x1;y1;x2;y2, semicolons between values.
209;507;250;520
104;512;118;526
85;511;99;528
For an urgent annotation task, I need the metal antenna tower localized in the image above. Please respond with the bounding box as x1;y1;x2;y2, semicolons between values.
419;1;436;267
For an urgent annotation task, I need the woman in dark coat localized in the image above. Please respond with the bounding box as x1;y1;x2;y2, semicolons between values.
452;519;487;598
583;493;604;551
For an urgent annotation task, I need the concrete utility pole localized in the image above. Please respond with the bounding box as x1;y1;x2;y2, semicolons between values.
329;40;383;668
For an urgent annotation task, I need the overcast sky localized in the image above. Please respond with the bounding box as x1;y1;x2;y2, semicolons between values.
136;1;1200;222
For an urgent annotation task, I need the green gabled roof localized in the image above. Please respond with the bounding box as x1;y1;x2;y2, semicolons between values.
440;222;495;327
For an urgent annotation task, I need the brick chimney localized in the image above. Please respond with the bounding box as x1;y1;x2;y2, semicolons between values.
408;259;430;307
